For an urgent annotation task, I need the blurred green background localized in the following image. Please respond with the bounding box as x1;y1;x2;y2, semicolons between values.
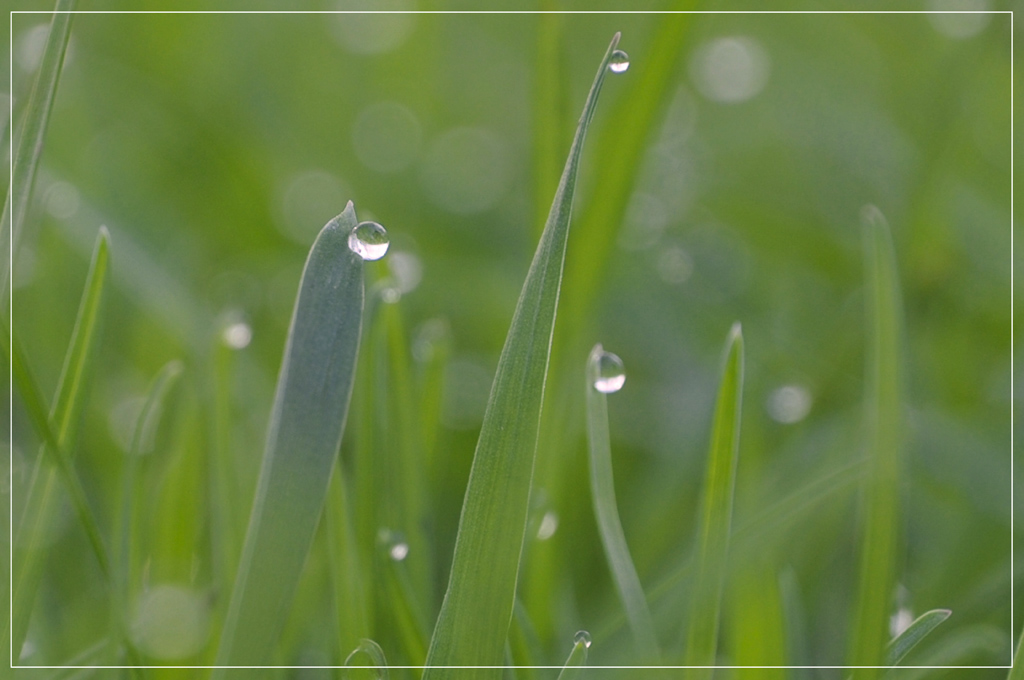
7;4;1014;675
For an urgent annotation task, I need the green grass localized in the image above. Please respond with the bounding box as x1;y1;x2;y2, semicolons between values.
7;8;1011;678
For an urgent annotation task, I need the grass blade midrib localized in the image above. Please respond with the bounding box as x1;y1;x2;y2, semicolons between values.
423;34;622;677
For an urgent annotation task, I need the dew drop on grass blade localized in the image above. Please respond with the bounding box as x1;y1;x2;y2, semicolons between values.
422;34;624;678
683;323;744;678
585;344;659;661
555;631;591;680
3;0;76;292
847;206;905;680
213;202;372;668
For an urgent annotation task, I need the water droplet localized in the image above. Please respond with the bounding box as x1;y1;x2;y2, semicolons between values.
608;50;630;73
592;349;626;394
536;511;559;541
389;541;409;562
349;221;390;260
378;528;409;561
221;322;252;350
574;630;592;648
766;384;812;424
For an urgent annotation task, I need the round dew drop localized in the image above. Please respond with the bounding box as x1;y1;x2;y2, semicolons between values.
608;50;630;73
574;630;592;649
593;350;626;393
348;221;390;260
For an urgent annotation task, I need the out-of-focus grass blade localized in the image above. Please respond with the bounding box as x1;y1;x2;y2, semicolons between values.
209;327;244;597
533;7;565;240
343;638;389;680
683;323;744;677
423;34;622;677
213;202;366;668
881;625;1006;680
555;632;591;680
1010;624;1024;680
10;226;109;658
885;609;951;666
3;0;76;290
326;464;370;662
729;562;786;677
848;206;905;679
584;343;659;660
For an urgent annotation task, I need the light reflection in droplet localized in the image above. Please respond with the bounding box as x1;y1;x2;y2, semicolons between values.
591;346;626;394
348;221;390;261
608;49;630;73
574;630;592;649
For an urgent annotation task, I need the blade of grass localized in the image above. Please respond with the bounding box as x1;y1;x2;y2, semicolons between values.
885;609;951;666
1011;624;1024;680
555;632;591;680
683;323;744;677
533;7;566;240
326;463;370;663
584;343;659;661
848;206;905;679
213;202;367;668
3;0;76;291
422;34;623;676
343;638;389;680
9;226;109;659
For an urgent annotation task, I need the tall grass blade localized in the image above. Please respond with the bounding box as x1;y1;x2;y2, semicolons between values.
326;464;370;662
533;8;565;240
3;0;76;290
683;323;744;677
423;34;622;676
584;343;659;660
555;632;591;680
213;202;366;668
10;226;109;659
848;206;905;679
885;609;951;666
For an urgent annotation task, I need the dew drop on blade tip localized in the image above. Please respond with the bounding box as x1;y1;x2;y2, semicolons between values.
593;349;626;393
574;630;592;649
608;50;630;73
348;221;390;260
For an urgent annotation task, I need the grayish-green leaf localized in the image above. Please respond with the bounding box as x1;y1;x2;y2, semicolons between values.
885;609;951;666
848;206;905;679
585;343;659;661
684;323;744;678
4;0;76;291
213;202;366;668
422;33;622;677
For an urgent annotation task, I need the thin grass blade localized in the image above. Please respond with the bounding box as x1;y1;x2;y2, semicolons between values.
848;206;905;679
326;463;370;662
585;343;659;660
423;34;623;676
555;632;591;680
885;609;951;666
343;638;389;680
1011;624;1024;680
213;202;366;668
10;226;109;658
683;323;744;677
533;8;565;239
4;0;76;290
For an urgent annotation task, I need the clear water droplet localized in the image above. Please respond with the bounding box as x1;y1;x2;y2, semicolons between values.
536;511;559;541
389;541;409;561
592;349;626;393
574;630;592;648
348;221;390;260
608;50;630;73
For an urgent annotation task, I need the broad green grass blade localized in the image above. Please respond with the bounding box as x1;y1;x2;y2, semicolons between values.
584;343;659;660
214;202;366;668
885;609;950;666
683;323;744;677
555;632;591;680
3;0;75;290
10;226;109;658
423;34;622;676
848;206;905;679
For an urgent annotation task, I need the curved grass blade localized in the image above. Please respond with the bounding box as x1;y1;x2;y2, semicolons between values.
213;202;366;668
555;632;591;680
885;609;951;666
584;343;659;660
343;638;389;680
423;34;623;677
10;226;109;658
3;0;76;291
848;206;905;679
683;323;744;677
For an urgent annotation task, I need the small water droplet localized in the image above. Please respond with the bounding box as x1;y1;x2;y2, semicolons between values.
574;630;592;648
536;511;559;541
221;322;252;350
766;384;812;424
389;541;409;561
348;221;390;260
608;50;630;73
378;528;409;561
592;349;626;394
